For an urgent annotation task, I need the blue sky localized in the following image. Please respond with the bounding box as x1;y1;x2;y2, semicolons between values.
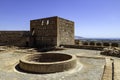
0;0;120;38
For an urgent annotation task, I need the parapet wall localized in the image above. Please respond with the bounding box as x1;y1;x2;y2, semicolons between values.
75;40;120;49
0;31;30;47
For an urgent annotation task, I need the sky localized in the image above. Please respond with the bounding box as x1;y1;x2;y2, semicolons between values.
0;0;120;38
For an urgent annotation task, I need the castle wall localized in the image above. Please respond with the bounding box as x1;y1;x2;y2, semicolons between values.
30;17;58;47
0;16;75;47
58;17;74;45
30;16;75;47
0;31;29;47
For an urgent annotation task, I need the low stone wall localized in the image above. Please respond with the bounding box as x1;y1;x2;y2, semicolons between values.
19;53;77;73
61;45;104;50
75;40;120;48
0;31;30;47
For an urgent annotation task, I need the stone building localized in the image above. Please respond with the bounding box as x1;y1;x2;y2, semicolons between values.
0;16;74;47
30;16;74;47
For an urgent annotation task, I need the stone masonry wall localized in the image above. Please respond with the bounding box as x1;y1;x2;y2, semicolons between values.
58;17;74;45
0;31;29;46
30;16;58;47
0;16;75;47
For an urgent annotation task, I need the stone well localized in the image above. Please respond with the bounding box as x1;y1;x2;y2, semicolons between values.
19;53;77;73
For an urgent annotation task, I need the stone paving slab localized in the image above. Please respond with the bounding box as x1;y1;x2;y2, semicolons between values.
102;58;112;80
114;59;120;80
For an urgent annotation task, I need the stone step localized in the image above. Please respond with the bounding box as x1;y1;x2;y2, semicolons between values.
102;58;112;80
114;59;120;80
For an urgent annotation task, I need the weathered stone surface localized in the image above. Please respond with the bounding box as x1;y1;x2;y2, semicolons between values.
102;58;112;80
0;31;29;46
0;47;106;80
0;16;74;47
58;17;74;45
19;53;77;73
114;59;120;80
101;47;120;57
30;16;74;47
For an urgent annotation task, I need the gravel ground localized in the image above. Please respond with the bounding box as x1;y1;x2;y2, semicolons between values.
0;47;106;80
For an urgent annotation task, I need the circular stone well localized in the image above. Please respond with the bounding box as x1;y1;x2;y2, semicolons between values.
19;53;77;73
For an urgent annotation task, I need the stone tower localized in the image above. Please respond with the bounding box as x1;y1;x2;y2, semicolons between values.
30;16;74;47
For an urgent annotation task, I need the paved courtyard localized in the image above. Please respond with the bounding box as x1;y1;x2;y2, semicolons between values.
0;46;120;80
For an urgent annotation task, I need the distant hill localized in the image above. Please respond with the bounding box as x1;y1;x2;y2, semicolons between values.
75;36;84;39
